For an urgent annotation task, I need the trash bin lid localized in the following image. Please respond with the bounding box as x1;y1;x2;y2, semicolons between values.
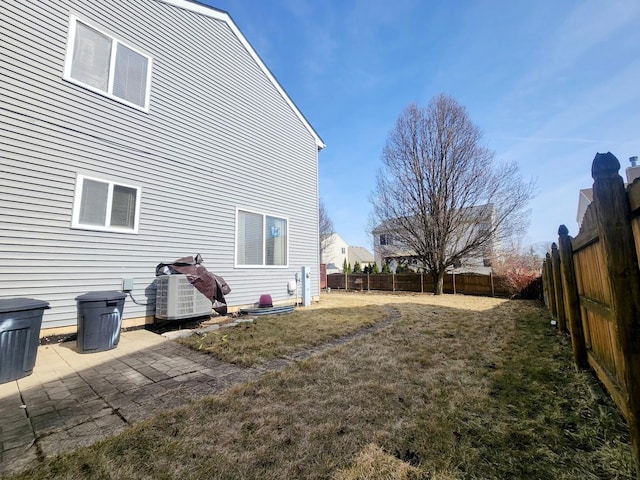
75;291;127;302
0;298;50;313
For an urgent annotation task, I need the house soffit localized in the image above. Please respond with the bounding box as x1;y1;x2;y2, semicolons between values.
157;0;325;150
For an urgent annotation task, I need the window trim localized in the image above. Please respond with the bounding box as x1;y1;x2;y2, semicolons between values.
379;233;392;246
235;208;289;268
63;14;153;112
71;174;142;234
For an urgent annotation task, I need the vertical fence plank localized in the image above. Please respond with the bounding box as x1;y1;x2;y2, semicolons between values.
557;225;588;369
542;259;549;308
490;271;495;297
591;152;640;473
546;253;557;317
545;259;552;310
551;243;567;332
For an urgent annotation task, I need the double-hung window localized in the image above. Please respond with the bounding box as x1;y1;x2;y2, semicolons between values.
71;175;141;233
236;209;288;267
380;233;393;246
64;15;152;111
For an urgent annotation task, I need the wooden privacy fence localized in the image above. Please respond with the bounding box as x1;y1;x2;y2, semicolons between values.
542;152;640;474
327;272;511;297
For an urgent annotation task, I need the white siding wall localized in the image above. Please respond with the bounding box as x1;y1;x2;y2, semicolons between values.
321;233;349;271
0;0;321;328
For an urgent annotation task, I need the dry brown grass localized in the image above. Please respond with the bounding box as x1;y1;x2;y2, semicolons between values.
312;290;505;311
332;444;425;480
178;302;388;366
9;292;634;479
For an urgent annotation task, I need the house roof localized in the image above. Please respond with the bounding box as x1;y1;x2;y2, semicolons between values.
348;246;375;264
580;188;593;202
159;0;325;150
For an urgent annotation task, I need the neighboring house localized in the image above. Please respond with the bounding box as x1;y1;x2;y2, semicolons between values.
577;156;640;229
373;203;496;275
321;233;374;272
1;1;324;334
348;246;375;270
576;189;594;229
321;233;350;270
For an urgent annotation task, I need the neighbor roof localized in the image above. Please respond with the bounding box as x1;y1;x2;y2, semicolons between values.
159;0;325;150
348;246;375;264
579;188;593;202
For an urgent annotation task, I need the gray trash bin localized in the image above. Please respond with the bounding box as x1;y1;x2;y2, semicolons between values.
0;298;50;384
75;291;126;353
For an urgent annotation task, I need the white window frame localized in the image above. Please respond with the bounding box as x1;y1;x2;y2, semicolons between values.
63;14;153;112
71;174;142;234
380;233;393;246
235;208;289;268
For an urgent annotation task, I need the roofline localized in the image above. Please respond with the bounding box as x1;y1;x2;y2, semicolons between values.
157;0;325;150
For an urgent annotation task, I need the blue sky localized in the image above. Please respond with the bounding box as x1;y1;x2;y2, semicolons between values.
202;0;640;251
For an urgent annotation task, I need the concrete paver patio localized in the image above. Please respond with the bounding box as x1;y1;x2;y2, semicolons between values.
0;329;257;475
0;306;400;476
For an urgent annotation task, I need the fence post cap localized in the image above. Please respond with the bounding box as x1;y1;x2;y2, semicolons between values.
546;252;551;259
558;224;569;236
591;152;620;179
551;242;558;250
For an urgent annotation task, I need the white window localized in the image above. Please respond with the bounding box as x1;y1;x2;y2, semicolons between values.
236;209;288;267
71;175;141;233
64;15;152;111
380;233;393;246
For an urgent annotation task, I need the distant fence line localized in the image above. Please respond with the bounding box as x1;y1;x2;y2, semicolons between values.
541;152;640;474
327;272;511;297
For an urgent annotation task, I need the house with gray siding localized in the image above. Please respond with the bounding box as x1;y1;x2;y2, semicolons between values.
373;204;496;275
0;0;324;334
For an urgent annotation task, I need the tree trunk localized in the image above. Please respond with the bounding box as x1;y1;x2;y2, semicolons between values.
433;270;444;295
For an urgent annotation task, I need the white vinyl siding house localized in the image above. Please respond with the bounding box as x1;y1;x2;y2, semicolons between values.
0;0;324;330
321;233;350;270
373;204;496;275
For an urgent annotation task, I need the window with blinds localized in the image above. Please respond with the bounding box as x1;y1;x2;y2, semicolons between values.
72;175;141;233
236;210;288;267
64;15;152;111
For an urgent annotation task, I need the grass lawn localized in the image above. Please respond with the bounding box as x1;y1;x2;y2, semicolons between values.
9;292;634;479
177;304;388;366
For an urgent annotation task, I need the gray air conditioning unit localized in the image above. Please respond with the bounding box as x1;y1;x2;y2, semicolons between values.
155;274;212;320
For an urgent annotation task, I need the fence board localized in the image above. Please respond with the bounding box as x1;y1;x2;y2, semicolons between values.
588;351;630;420
573;243;608;304
632;216;640;270
550;153;640;474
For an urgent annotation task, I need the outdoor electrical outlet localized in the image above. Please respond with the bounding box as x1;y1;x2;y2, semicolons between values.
122;278;134;292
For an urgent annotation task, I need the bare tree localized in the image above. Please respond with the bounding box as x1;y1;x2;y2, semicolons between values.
319;198;335;262
370;94;535;294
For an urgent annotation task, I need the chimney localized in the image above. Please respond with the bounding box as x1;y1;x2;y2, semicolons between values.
627;156;640;183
